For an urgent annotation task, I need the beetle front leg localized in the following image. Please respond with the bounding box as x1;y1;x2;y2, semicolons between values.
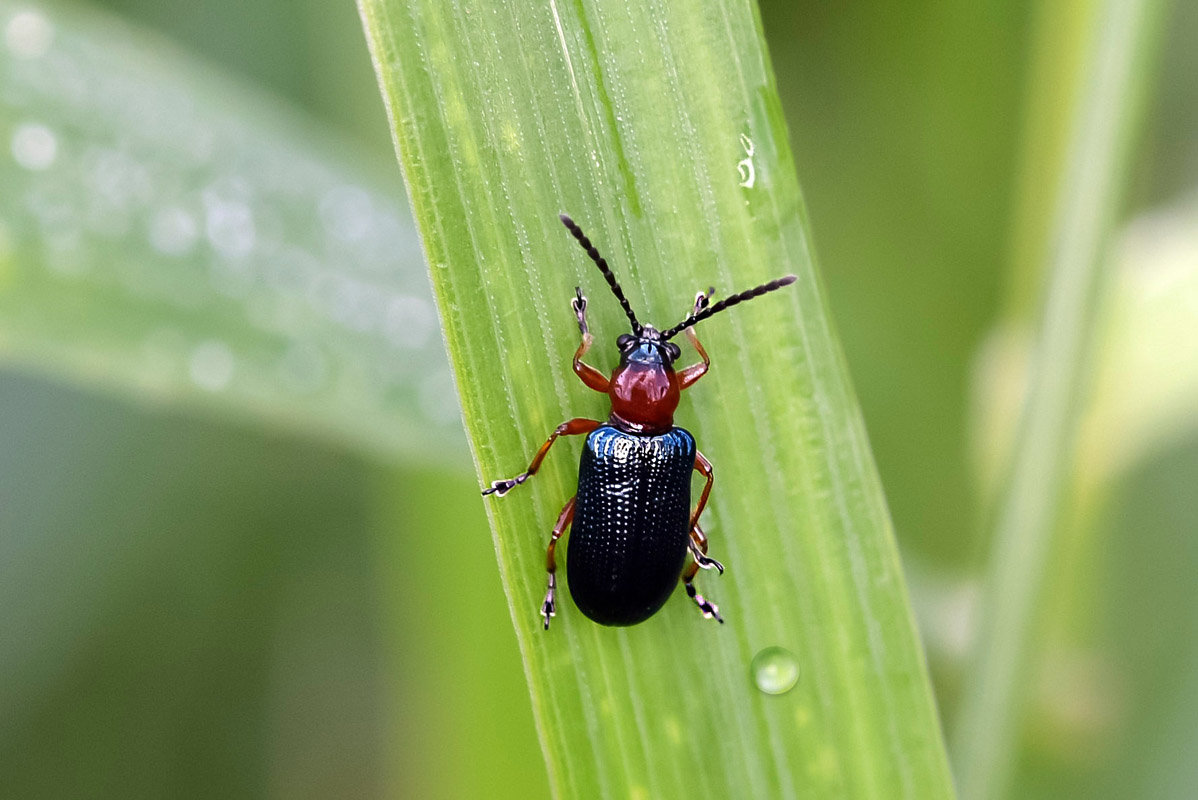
482;418;601;496
683;524;724;623
677;288;713;390
541;496;575;630
571;288;611;393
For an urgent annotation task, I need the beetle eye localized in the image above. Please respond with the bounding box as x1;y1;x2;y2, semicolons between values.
664;342;681;361
616;334;636;351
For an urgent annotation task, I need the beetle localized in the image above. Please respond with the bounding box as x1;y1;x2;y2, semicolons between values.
483;214;795;629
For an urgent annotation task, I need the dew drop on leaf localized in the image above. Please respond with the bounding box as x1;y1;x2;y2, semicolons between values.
751;646;799;695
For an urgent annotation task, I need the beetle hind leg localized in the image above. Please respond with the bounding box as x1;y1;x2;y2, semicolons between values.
541;573;557;628
688;520;725;574
683;572;724;624
689;538;724;574
541;496;576;630
683;523;725;623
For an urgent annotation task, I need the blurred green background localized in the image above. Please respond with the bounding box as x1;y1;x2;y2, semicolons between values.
2;0;1196;798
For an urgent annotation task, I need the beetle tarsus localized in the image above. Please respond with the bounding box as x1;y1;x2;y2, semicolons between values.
541;574;557;629
685;580;724;623
572;288;589;335
482;474;527;497
688;539;724;574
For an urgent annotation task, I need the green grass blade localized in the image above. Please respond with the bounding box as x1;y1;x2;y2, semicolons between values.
951;1;1172;797
358;1;953;797
0;2;461;464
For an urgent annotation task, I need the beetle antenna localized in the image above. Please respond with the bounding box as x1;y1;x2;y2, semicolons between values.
560;214;642;335
661;274;796;340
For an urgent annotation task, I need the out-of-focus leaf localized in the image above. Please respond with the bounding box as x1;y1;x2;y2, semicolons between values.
952;1;1172;797
1076;194;1198;483
964;191;1198;797
0;2;463;464
0;371;391;798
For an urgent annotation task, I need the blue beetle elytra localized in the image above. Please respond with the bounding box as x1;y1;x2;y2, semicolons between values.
483;214;795;629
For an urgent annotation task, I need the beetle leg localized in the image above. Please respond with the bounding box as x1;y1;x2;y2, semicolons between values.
684;580;724;623
483;418;601;496
683;571;724;622
686;451;724;580
542;496;576;630
676;288;713;390
688;450;714;530
688;523;724;574
571;288;611;393
683;522;725;623
677;331;710;390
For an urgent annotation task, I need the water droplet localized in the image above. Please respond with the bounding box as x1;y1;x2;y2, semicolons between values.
11;122;58;170
737;132;756;189
5;10;54;58
752;646;799;695
737;158;755;189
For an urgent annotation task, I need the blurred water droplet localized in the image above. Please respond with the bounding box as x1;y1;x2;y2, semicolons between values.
5;9;54;58
751;647;799;695
11;122;58;170
189;340;235;392
149;207;200;256
203;194;256;259
385;294;435;349
85;147;151;209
